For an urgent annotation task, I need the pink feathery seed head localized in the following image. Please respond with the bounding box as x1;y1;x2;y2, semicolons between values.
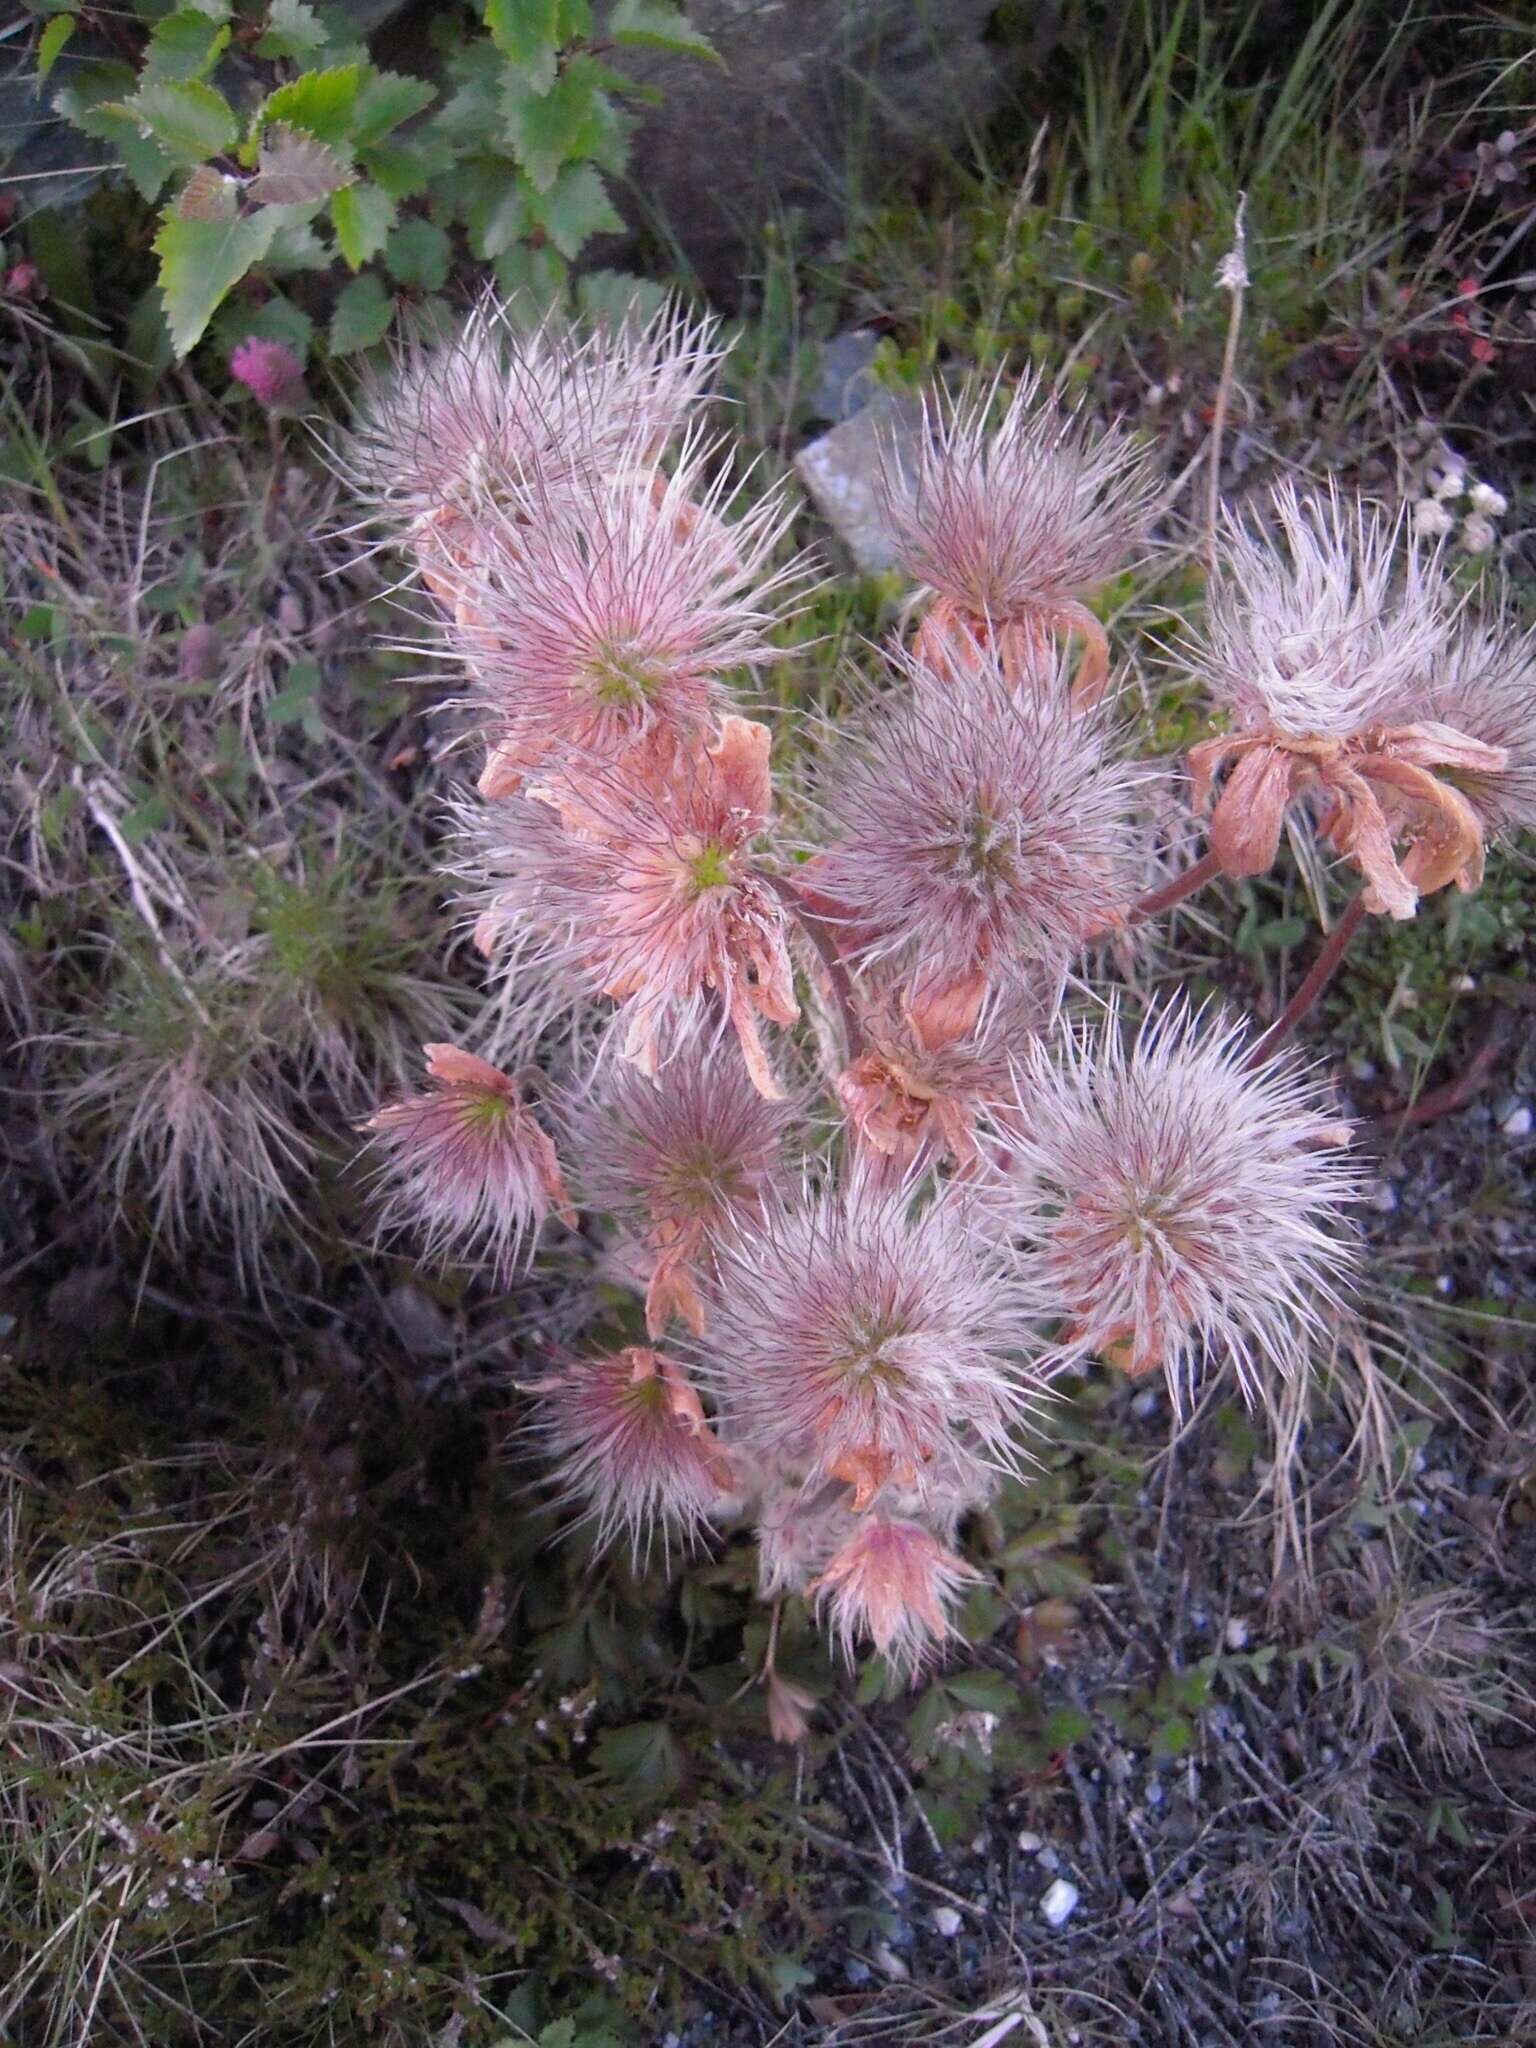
697;1175;1043;1511
230;336;306;413
878;371;1155;667
466;717;799;1098
361;1042;575;1279
1002;1000;1361;1413
531;1345;734;1564
1406;613;1536;839
1189;482;1456;742
810;1516;981;1680
839;971;1062;1178
598;292;726;459
344;291;638;562
459;438;808;794
565;1046;801;1336
806;646;1146;1006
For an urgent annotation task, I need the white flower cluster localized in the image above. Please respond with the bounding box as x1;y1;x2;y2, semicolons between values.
1412;446;1509;556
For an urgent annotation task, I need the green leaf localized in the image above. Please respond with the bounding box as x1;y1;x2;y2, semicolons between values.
485;0;559;89
491;238;565;310
255;0;328;60
944;1668;1018;1716
527;160;621;258
353;70;436;147
36;14;75;83
142;9;230;85
500;59;603;191
259;65;363;149
215;289;313;360
362;139;444;200
1151;1713;1194;1759
153;209;277;355
463;163;529;260
592;1721;684;1803
330;182;396;269
56;76;175;202
608;0;719;60
385;215;450;289
557;0;591;35
124;78;238;164
329;272;396;353
265;218;332;270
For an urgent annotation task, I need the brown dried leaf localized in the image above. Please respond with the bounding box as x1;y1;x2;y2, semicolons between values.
248;125;353;206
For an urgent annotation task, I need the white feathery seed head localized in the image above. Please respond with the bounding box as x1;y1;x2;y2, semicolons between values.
1190;482;1457;741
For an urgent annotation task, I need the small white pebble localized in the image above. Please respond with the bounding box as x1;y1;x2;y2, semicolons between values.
1412;497;1455;538
931;1906;963;1937
1224;1617;1250;1651
1454;973;1477;993
1041;1878;1080;1928
1369;1180;1399;1214
1461;513;1497;555
1501;1105;1532;1138
1470;481;1508;517
1435;1275;1454;1296
1016;1829;1043;1854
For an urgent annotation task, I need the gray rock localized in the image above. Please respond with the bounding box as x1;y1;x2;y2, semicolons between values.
616;0;1012;296
811;327;884;422
794;390;923;573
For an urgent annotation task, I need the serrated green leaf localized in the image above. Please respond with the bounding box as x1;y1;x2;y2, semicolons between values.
124;78;238;164
142;8;230;85
484;0;559;88
215;289;313;360
362;138;443;200
592;1721;684;1802
353;70;436;147
259;65;362;149
36;14;75;83
329;272;395;353
265;218;332;270
154;208;278;354
944;1668;1018;1716
500;58;603;191
330;181;396;269
386;215;450;289
527;159;622;258
491;237;565;309
556;0;591;35
463;162;529;260
608;0;719;60
255;0;328;60
56;69;175;202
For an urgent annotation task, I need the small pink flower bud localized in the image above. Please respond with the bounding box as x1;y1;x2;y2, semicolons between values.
230;336;307;414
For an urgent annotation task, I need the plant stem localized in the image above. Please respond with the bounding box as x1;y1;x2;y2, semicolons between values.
1384;1008;1514;1131
1207;192;1247;573
1126;846;1224;925
763;871;863;1060
1245;891;1367;1067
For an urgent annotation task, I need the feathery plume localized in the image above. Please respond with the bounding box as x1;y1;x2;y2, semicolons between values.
1001;1001;1359;1412
879;370;1156;702
1405;612;1536;841
566;1046;800;1335
362;1042;574;1278
531;1345;733;1563
1186;484;1505;918
810;1516;980;1679
467;717;798;1096
804;648;1143;1010
699;1176;1041;1512
460;439;803;792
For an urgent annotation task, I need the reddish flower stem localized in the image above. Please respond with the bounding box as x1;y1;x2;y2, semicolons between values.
1126;846;1224;926
1245;891;1368;1068
1382;1008;1514;1131
763;872;864;1060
